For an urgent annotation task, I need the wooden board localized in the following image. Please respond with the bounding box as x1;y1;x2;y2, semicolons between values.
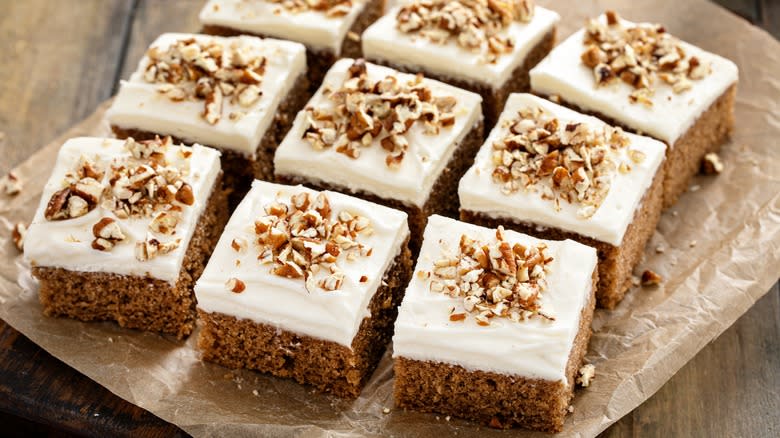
0;1;777;436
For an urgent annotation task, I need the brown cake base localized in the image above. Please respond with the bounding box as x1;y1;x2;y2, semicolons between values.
197;238;413;399
536;84;736;208
394;269;597;432
32;175;229;339
111;72;310;205
461;166;664;309
367;29;555;130
202;0;386;91
277;120;484;254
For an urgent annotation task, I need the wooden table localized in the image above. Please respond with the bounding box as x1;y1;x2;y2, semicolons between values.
0;1;777;436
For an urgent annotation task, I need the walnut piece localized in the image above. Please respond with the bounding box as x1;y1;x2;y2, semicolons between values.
1;172;22;196
226;278;246;293
576;363;596;387
641;269;662;286
582;10;711;105
91;217;126;251
396;0;535;63
302;59;458;167
427;226;555;325
11;222;27;252
701;152;724;175
135;234;181;261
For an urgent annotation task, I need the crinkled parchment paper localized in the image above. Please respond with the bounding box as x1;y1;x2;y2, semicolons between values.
1;0;778;436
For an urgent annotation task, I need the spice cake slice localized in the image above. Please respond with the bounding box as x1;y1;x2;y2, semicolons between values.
274;58;483;253
199;0;385;87
530;10;738;207
393;214;598;432
362;0;558;127
459;93;666;309
107;33;309;201
194;180;412;398
24;137;228;339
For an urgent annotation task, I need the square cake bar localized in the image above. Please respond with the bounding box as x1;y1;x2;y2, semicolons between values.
530;10;738;207
459;93;666;308
274;58;483;252
199;0;386;87
393;214;598;432
362;0;558;127
25;137;228;338
107;33;309;200
195;180;412;398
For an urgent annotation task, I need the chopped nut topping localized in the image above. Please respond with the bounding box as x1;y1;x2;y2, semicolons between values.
302;59;458;166
577;363;596;387
12;222;26;252
701;152;724;175
491;106;634;218
254;191;372;292
396;0;534;64
135;234;181;261
1;172;22;196
91;217;126;251
641;269;662;286
582;10;711;105
143;37;267;124
427;226;554;325
226;277;246;293
269;0;353;16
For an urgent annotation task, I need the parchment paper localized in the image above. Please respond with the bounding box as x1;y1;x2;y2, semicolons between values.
1;0;779;436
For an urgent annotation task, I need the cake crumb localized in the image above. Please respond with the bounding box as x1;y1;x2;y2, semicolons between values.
567;405;574;413
252;389;259;396
548;94;561;103
630;275;641;287
701;152;724;175
347;31;360;42
672;210;679;217
689;184;701;192
655;245;665;254
107;337;113;343
689;240;697;248
1;171;22;196
382;407;390;414
445;415;451;421
641;269;662;286
12;222;27;252
577;363;596;387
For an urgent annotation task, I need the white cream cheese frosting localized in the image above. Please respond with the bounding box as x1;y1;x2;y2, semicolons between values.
199;0;367;54
107;33;306;156
274;58;483;208
362;4;559;88
194;180;409;348
459;93;666;247
24;137;221;284
530;15;739;145
392;215;597;381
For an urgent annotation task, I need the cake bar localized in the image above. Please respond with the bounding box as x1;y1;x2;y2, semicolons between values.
459;93;666;308
274;58;483;252
530;10;738;207
199;0;385;87
107;33;309;201
195;180;411;398
25;137;228;338
393;214;598;431
362;0;558;127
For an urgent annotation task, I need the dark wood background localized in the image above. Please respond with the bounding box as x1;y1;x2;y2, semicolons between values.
0;1;777;437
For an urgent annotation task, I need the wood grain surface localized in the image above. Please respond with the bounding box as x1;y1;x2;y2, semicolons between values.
0;1;777;437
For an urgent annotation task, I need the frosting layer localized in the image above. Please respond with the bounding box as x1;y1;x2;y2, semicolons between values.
362;5;559;88
530;16;738;145
274;58;483;207
194;180;409;347
107;33;306;156
199;0;366;54
24;137;221;284
459;93;666;246
392;215;597;381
